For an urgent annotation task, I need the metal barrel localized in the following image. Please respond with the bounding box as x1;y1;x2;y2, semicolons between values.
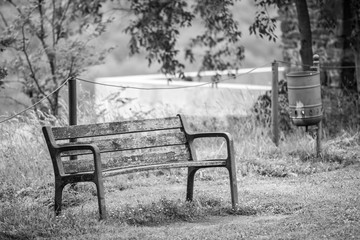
286;71;322;126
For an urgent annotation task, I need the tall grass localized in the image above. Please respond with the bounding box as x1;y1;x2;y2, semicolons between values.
0;111;54;190
0;99;359;239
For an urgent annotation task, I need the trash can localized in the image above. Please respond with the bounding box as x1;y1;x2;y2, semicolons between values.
286;71;322;126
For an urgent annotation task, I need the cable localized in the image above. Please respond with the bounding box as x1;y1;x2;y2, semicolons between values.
0;63;270;124
276;60;356;69
321;65;356;69
75;63;270;90
0;78;70;124
75;77;211;90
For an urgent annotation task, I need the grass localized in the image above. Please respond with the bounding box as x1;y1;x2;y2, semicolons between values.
0;107;360;239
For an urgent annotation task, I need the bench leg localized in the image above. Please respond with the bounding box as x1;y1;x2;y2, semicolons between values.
227;166;239;209
186;167;199;202
54;181;65;216
94;179;106;220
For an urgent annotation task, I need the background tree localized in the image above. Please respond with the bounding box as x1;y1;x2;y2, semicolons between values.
0;0;110;116
0;0;250;116
348;0;360;92
250;0;313;70
124;0;245;78
252;0;360;92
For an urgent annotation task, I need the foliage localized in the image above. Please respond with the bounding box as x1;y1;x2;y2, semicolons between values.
249;0;290;42
251;82;360;136
322;88;360;136
125;0;244;77
317;0;360;92
0;0;111;115
251;0;315;70
252;79;292;132
0;32;15;89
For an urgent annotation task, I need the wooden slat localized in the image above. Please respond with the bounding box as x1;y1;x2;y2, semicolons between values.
103;160;227;177
60;129;187;156
52;117;181;140
63;145;192;174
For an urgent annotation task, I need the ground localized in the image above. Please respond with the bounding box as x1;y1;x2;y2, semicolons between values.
51;163;360;240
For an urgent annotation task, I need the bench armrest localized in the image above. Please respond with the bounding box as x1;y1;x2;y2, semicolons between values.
187;131;232;141
55;144;102;176
187;131;235;166
56;143;100;154
177;114;235;165
188;131;234;153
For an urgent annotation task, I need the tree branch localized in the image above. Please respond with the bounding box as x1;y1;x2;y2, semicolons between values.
21;24;52;107
38;0;45;40
51;0;56;47
0;95;28;108
7;0;23;15
55;0;71;44
0;10;9;28
36;0;57;87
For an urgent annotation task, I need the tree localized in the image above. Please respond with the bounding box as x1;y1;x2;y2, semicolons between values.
252;0;360;92
0;0;247;116
250;0;313;70
294;0;312;70
0;0;110;116
124;0;244;77
348;0;360;92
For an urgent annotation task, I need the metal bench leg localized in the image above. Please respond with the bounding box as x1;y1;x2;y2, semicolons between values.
186;167;199;201
94;179;106;220
54;180;65;216
228;166;239;209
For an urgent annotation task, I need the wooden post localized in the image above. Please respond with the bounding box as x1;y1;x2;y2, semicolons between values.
312;54;322;157
69;77;77;127
69;77;77;161
316;121;322;157
272;61;279;146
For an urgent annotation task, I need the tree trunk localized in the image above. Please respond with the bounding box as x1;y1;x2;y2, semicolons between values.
352;0;360;92
355;49;360;93
295;0;313;70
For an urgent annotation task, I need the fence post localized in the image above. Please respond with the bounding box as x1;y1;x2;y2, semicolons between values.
312;54;322;157
69;77;77;126
68;77;77;160
271;61;279;146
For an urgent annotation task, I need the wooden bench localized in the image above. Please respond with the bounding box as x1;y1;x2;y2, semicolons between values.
42;114;238;220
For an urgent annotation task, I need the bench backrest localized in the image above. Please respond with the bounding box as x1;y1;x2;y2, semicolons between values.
43;116;193;174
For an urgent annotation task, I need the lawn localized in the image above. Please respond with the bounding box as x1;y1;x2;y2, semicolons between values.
0;112;359;239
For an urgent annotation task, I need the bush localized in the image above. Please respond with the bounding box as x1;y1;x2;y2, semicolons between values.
252;79;292;132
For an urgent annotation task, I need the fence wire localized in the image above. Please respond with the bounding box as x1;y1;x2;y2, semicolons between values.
0;59;357;124
0;78;70;124
75;63;270;90
276;60;357;69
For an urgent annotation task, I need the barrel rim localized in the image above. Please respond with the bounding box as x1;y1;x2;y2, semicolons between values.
290;114;323;120
286;71;319;77
289;103;322;108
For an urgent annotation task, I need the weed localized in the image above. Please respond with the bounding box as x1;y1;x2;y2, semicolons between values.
0;103;360;239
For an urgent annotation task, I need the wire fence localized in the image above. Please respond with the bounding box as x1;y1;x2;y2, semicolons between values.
0;78;70;124
75;63;270;90
0;60;358;124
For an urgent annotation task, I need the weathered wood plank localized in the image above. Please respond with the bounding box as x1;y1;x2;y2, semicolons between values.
60;129;187;156
102;160;227;177
63;145;192;174
52;117;182;140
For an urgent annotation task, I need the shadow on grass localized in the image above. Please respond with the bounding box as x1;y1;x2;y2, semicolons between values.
0;232;30;240
108;196;303;227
